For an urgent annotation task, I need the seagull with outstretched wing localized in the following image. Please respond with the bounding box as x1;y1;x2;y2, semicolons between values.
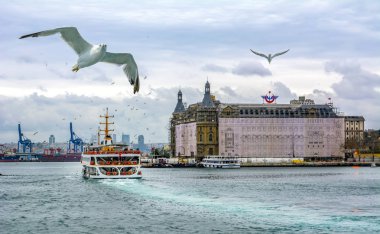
250;49;289;64
19;27;140;93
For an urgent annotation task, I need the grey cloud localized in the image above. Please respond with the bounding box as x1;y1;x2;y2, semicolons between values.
232;62;272;77
272;82;297;103
220;86;237;97
325;61;380;99
201;64;228;73
16;56;39;64
0;88;199;143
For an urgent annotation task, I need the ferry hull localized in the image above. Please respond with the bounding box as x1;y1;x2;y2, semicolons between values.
83;174;142;179
202;163;241;169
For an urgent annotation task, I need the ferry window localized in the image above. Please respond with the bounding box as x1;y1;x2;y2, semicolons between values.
240;110;243;114
245;109;248;115
250;109;253;114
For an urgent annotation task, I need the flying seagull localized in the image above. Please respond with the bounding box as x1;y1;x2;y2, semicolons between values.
250;49;289;64
19;27;140;93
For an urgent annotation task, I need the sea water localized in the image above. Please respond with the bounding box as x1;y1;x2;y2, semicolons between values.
0;163;379;233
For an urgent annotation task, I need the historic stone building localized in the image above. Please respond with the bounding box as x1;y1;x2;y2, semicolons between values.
344;116;365;150
170;82;219;159
170;82;364;160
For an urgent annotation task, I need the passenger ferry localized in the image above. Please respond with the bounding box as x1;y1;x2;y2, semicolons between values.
81;108;142;179
201;156;241;169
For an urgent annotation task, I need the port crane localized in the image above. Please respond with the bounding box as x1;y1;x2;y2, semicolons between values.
68;122;83;153
17;123;33;153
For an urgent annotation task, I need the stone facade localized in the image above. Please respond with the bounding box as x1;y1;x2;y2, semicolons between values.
170;82;364;160
175;122;197;156
344;116;365;150
219;117;344;158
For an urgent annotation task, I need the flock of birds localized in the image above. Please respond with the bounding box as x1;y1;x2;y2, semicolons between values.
19;26;290;95
19;26;289;141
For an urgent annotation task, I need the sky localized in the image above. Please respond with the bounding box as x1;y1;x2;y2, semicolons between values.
0;0;380;144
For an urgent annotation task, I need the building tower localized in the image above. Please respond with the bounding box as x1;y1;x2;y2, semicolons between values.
122;134;130;145
49;135;55;145
112;134;117;143
138;135;145;151
197;81;218;158
201;81;215;108
174;90;186;113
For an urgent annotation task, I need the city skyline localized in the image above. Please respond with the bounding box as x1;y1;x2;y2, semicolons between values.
1;1;380;143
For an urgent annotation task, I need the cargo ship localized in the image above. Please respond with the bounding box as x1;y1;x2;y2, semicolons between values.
0;151;81;162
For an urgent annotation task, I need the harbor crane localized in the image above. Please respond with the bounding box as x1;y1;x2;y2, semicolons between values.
17;123;33;153
68;122;83;153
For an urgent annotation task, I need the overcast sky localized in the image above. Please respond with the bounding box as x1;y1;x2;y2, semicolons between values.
1;0;380;144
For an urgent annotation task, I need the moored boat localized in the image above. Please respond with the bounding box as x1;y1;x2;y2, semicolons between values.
201;156;240;169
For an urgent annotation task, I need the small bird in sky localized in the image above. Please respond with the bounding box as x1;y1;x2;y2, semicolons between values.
33;131;38;135
19;27;140;93
250;49;289;64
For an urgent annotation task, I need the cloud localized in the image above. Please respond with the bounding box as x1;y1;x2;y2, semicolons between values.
231;61;272;77
201;64;228;73
219;86;237;97
272;82;297;102
325;60;380;99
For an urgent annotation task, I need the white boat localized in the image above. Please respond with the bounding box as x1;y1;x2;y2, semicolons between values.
81;108;142;179
201;156;240;169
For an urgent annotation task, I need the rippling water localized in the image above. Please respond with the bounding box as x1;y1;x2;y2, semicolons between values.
0;163;379;233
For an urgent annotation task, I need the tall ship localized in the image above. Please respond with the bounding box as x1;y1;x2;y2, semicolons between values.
81;108;142;179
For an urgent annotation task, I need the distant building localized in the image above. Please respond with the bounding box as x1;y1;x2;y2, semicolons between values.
344;116;365;150
170;81;364;161
49;135;55;145
290;96;315;105
112;134;117;143
137;135;146;151
122;134;130;145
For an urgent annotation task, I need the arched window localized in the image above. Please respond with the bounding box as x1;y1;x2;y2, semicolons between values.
209;133;213;142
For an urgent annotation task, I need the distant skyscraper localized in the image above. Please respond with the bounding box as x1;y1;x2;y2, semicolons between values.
49;135;55;145
122;134;130;145
138;135;145;151
112;134;117;143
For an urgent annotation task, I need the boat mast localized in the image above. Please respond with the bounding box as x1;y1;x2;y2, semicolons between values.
99;108;114;145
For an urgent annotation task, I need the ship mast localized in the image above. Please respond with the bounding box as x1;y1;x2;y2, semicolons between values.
99;108;114;145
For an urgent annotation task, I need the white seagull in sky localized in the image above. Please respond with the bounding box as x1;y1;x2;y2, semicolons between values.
19;27;140;93
250;49;289;64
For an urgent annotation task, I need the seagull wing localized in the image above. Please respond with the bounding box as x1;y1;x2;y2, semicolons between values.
271;49;290;59
101;52;140;94
19;27;92;55
250;49;269;59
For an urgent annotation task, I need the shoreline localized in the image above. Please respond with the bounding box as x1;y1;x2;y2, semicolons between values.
141;162;378;168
